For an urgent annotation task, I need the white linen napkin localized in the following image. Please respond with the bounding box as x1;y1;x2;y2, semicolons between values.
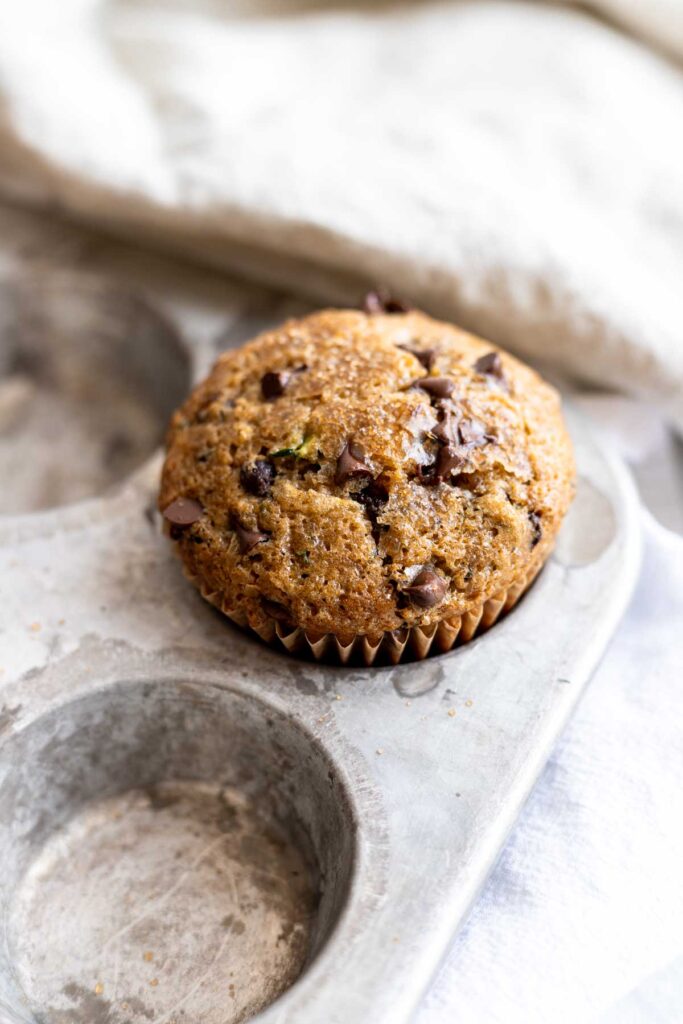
0;1;683;429
419;397;683;1023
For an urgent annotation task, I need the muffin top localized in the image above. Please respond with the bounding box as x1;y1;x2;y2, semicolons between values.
159;309;575;641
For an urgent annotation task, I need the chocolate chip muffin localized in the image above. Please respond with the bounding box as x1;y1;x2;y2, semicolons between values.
159;306;575;664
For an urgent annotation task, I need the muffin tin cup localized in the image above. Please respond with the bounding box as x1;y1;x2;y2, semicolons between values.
0;273;194;517
0;676;357;1024
182;563;543;666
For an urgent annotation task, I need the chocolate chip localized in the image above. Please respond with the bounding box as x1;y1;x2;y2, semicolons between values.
162;497;204;527
352;481;389;519
435;444;466;482
415;444;468;486
240;460;275;496
529;511;543;548
432;405;461;445
404;569;448;608
415;377;455;399
362;289;410;314
335;441;373;484
415;462;437;485
235;524;269;553
384;298;410;313
262;599;293;624
261;371;290;399
398;345;436;371
474;351;504;380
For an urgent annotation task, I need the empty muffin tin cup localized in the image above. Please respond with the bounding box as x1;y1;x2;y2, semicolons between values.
0;678;355;1023
0;275;191;515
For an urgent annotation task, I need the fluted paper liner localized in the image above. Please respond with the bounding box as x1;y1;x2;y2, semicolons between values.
180;559;542;667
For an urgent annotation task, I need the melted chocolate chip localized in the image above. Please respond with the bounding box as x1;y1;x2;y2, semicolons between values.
398;345;436;371
362;289;410;314
261;371;290;399
336;441;373;484
415;444;467;486
435;444;466;482
240;460;275;496
415;377;455;399
529;511;543;548
415;462;437;485
352;481;389;519
404;569;448;608
162;497;204;527
235;524;269;553
474;351;504;380
262;599;294;624
432;405;461;445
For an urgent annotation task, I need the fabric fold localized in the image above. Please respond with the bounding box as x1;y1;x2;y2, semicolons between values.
1;0;682;428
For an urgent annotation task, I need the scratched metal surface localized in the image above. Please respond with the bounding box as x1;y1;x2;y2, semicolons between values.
0;205;641;1024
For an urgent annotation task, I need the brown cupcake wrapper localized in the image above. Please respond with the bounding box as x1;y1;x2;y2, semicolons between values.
181;562;542;667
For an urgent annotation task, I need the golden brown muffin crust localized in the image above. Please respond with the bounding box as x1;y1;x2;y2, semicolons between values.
159;310;575;642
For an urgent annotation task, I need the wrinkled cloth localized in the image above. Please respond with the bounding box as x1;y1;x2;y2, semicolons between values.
1;1;683;429
0;3;682;1022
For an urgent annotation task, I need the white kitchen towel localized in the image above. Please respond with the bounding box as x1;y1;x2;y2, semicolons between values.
1;1;683;429
581;0;683;60
419;497;683;1024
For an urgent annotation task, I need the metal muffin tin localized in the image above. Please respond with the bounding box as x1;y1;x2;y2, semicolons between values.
0;239;641;1024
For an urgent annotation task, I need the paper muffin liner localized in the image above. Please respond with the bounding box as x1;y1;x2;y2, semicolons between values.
180;560;543;667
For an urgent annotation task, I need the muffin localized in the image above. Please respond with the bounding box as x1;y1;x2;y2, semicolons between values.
159;305;575;664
